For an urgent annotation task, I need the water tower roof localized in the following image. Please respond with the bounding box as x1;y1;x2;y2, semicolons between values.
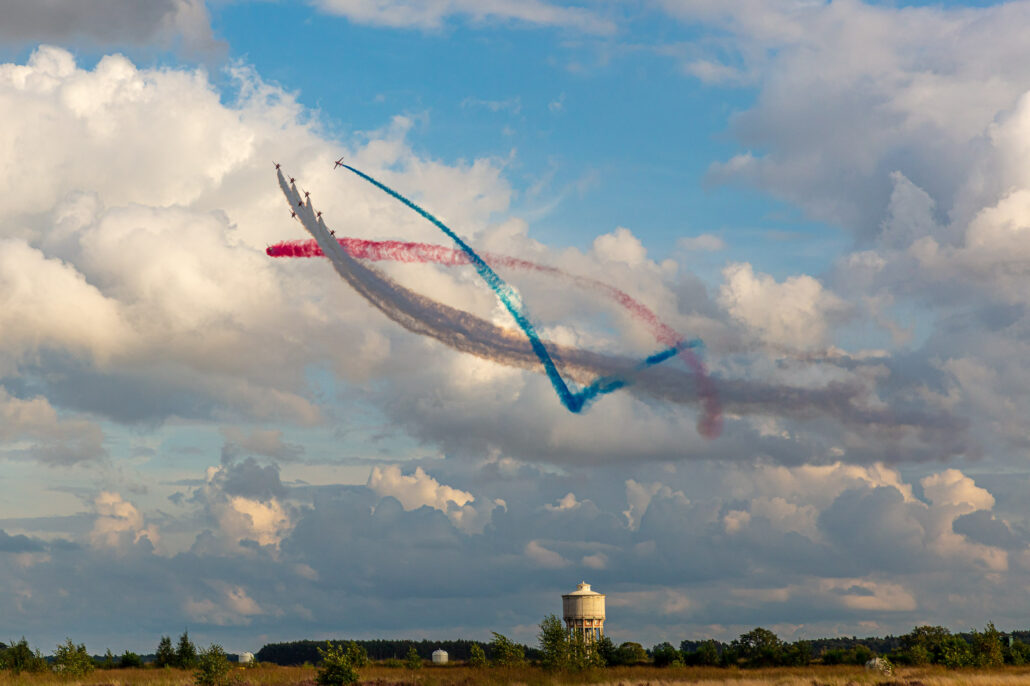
565;581;602;596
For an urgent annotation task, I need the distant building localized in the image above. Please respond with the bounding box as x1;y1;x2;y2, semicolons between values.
431;649;448;664
562;581;605;643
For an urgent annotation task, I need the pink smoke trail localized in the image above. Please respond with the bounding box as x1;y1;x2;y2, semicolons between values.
268;237;722;437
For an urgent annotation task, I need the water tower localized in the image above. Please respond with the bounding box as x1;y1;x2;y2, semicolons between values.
562;581;605;642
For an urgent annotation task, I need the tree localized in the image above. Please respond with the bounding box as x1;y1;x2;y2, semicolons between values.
468;644;487;667
684;640;720;666
404;645;422;670
651;642;682;667
315;642;358;686
53;638;95;677
538;615;571;671
344;641;368;668
489;633;524;667
177;631;198;669
970;622;1004;668
731;627;783;668
612;642;648;666
156;636;176;668
595;636;616;666
1;638;46;673
194;644;234;686
103;649;116;669
894;625;952;665
119;651;144;668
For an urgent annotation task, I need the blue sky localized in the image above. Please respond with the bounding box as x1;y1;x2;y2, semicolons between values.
6;0;1030;658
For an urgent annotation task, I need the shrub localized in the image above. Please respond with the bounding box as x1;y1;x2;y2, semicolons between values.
119;651;144;668
489;633;524;667
194;644;235;686
344;642;368;668
404;646;422;670
53;638;95;677
315;642;357;686
468;644;487;667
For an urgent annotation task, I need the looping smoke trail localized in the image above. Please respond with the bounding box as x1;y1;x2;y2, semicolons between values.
334;164;710;419
269;237;722;436
275;168;722;432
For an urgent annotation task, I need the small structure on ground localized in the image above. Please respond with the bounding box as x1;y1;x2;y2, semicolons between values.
238;652;254;664
431;649;448;664
562;581;606;643
865;657;893;675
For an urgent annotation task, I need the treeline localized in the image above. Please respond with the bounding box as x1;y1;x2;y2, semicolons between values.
644;623;1030;670
255;638;541;664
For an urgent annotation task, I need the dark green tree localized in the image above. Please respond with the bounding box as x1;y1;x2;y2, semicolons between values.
53;638;95;677
156;636;176;667
489;633;524;667
731;627;783;668
404;645;422;670
651;642;682;667
177;631;198;669
119;651;144;668
103;649;116;669
194;644;234;686
595;636;616;666
468;644;487;667
315;642;357;686
683;640;720;666
1;638;46;674
612;642;648;666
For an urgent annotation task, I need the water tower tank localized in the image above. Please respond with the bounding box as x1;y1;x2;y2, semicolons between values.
432;649;448;664
562;581;605;642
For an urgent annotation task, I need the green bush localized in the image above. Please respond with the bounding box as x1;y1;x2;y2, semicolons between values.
489;632;524;667
404;645;422;670
194;644;235;686
119;651;144;668
315;642;357;686
344;641;368;668
54;638;95;677
468;644;487;667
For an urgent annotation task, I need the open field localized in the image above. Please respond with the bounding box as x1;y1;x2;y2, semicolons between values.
8;665;1030;686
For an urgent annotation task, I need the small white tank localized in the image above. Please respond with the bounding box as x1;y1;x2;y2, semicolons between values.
432;649;448;664
238;652;254;664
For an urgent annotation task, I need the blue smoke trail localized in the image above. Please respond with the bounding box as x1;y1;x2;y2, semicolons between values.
339;164;691;412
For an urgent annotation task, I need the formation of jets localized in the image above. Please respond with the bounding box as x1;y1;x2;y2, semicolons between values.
277;157;344;233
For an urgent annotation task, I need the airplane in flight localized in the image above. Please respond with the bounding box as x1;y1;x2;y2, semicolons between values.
334;156;345;169
274;162;281;170
316;211;323;219
303;190;311;201
330;229;336;236
290;210;297;219
288;176;296;184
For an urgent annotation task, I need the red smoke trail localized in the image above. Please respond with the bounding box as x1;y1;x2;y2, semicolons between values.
269;238;722;437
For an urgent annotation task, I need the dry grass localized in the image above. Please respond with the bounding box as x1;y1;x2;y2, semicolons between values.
6;664;1030;686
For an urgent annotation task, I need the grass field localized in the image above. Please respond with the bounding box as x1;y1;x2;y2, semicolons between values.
6;664;1030;686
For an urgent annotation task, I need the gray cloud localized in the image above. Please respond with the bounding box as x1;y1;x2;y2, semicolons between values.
0;0;221;54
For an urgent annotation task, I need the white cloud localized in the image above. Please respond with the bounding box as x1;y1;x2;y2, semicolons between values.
525;539;569;568
311;0;615;34
678;233;725;252
90;491;159;550
719;262;848;349
368;464;474;511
